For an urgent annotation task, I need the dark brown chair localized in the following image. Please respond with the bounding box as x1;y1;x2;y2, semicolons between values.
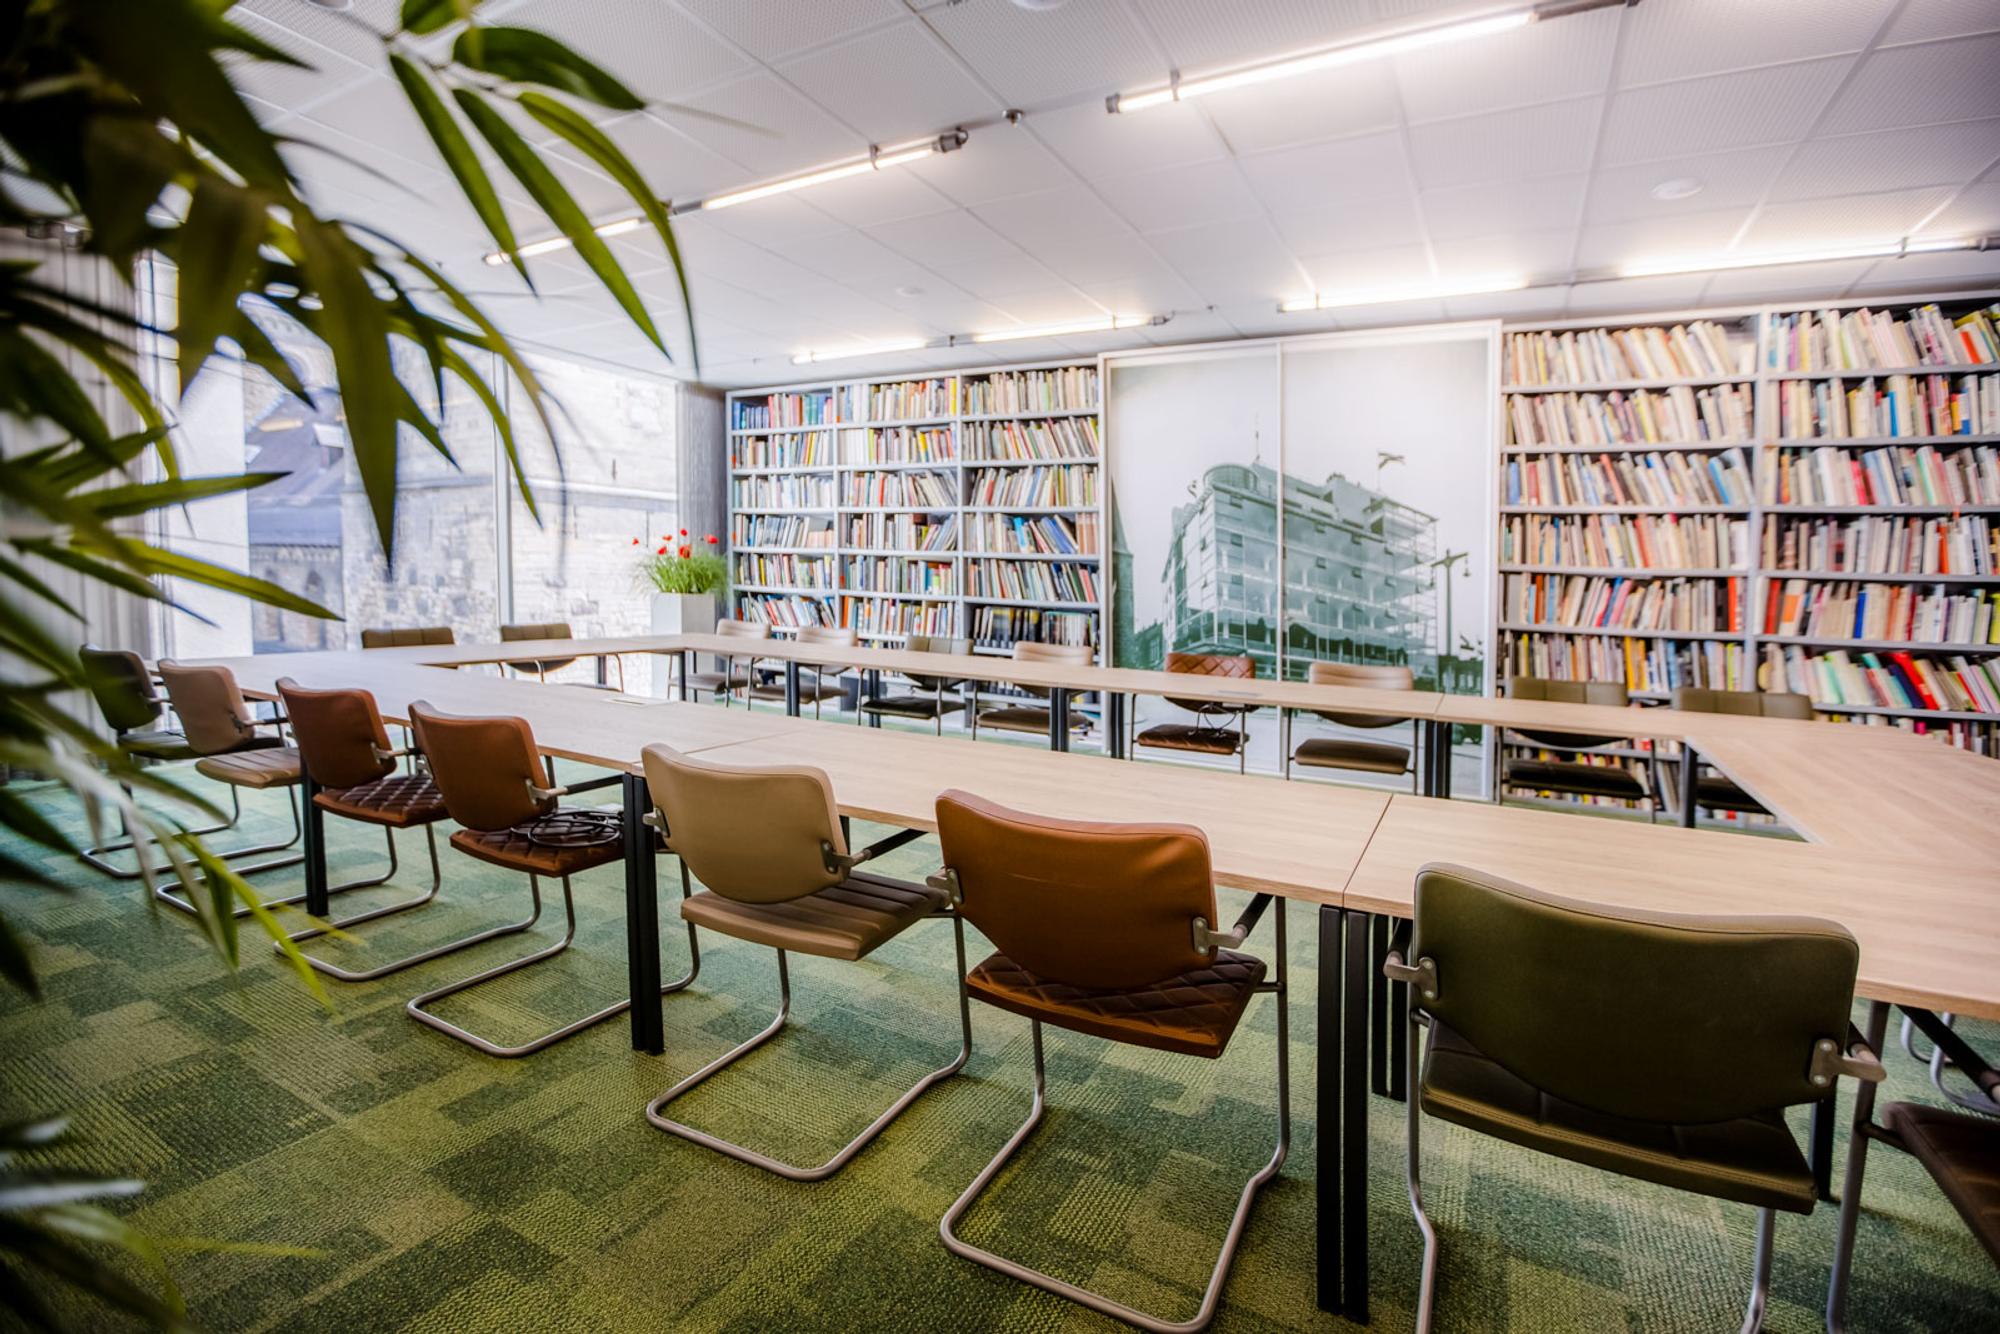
1384;864;1883;1333
857;633;973;733
971;640;1094;745
743;624;856;717
640;744;965;1180
1285;661;1419;789
1133;651;1258;773
77;646;210;877
1498;676;1661;817
499;620;622;690
682;619;768;702
1670;687;1815;820
403;702;692;1056
359;626;455;649
931;790;1287;1332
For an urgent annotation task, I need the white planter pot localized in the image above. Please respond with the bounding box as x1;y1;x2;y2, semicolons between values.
650;593;717;696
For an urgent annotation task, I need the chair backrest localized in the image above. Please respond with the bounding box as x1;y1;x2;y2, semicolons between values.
1009;639;1093;700
1165;650;1256;717
359;626;455;649
79;645;162;733
1671;687;1814;721
1506;674;1631;749
155;661;256;756
1408;863;1860;1124
903;634;971;691
406;702;550;831
501;621;573;643
1307;660;1414;729
795;623;857;674
712;620;770;641
642;744;846;904
934;789;1217;991
277;678;394;791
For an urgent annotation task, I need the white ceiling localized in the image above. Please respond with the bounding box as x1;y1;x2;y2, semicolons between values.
234;0;2000;387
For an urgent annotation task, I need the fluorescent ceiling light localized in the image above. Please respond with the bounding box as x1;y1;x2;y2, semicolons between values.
1620;238;1977;279
486;213;644;266
1109;2;1539;113
703;132;966;212
791;338;930;366
1280;277;1528;312
971;315;1158;343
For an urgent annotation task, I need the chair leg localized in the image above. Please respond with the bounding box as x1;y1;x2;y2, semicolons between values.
941;902;1290;1334
646;912;972;1180
1826;1000;1890;1333
1741;1207;1775;1334
152;786;318;917
277;824;505;982
79;777;240;879
1407;1011;1441;1334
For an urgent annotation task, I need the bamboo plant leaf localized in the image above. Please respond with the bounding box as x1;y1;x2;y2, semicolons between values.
387;54;530;291
81;472;288;521
401;0;477;36
440;346;535;522
0;911;41;996
173;176;268;394
87;540;339;621
227;312;310;403
452;27;644;110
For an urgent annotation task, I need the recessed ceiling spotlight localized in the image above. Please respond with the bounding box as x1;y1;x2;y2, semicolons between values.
1650;176;1704;201
895;284;926;297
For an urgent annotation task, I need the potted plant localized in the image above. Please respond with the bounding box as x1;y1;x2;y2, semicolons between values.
638;530;726;636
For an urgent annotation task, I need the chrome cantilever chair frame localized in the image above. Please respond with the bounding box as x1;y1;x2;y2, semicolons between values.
939;895;1290;1334
277;822;455;981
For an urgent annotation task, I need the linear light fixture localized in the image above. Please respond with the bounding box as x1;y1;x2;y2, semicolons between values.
790;338;929;366
1279;276;1529;312
1619;237;1982;279
1106;0;1625;114
971;314;1160;343
791;314;1170;365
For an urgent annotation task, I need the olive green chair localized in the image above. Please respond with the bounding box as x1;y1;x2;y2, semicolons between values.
1669;687;1815;820
1383;864;1883;1333
1498;676;1661;817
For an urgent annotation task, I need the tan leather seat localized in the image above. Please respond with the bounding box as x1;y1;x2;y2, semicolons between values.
448;824;628;878
744;624;856;711
195;747;300;789
1882;1102;2000;1265
1134;651;1256;765
975;640;1094;739
313;772;448;827
966;949;1264;1059
681;871;942;962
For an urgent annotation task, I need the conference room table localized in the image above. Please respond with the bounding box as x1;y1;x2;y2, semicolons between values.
203;636;2000;1324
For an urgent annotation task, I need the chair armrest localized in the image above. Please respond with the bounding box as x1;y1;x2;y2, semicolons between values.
526;772;623;801
1382;920;1438;1001
371;745;416;762
1811;1024;1887;1088
824;825;924;875
1192;892;1274;952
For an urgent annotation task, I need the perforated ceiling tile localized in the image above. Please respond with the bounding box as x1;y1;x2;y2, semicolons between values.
867;209;1022;269
1772;119;2000;202
1616;0;1894;87
776;228;933;284
1142;215;1294;273
697;193;849;251
1271;194;1426;257
1027;232;1179;287
905;126;1073;207
1407;99;1602;190
1196;61;1402;154
922;0;1161;107
223;12;372;114
1074;266;1208;312
793;168;958;229
1880;0;2000;46
933;251;1070;301
1028;98;1227;181
1300;243;1435;291
1237;130;1413;213
1571;206;1756;269
235;0;405;68
1420;175;1588;243
1818;33;2000;134
1582;146;1792;224
1596;58;1851;165
672;72;870;178
1740;186;1957;249
1561;273;1708;312
1700;255;1878;301
1921;181;2000;235
577;113;746;204
1098;158;1267;233
1126;0;1371;72
971;185;1130;243
671;0;909;62
1429;229;1579;281
1846;247;2000;290
500;0;750;101
778;21;1001;142
1394;6;1620;124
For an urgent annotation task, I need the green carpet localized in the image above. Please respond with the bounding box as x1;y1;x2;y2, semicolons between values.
0;760;1993;1333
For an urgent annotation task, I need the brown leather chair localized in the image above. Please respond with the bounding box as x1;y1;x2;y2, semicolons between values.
931;790;1287;1332
682;619;768;702
500;621;622;690
971;640;1094;744
77;646;210;877
1133;651;1258;773
1384;864;1883;1333
640;744;966;1180
743;624;856;717
359;626;455;649
403;703;691;1057
1670;687;1815;820
1498;675;1661;817
1285;661;1420;789
857;633;973;734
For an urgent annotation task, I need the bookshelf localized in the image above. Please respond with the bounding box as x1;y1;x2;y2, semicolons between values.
727;360;1105;659
1496;291;2000;776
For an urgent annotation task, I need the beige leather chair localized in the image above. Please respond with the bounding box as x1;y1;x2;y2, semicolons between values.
500;621;622;690
1285;661;1420;788
682;619;768;702
1498;676;1660;817
743;624;856;716
1132;651;1257;773
640;744;967;1180
1670;687;1814;820
856;633;972;734
359;626;455;649
971;640;1094;744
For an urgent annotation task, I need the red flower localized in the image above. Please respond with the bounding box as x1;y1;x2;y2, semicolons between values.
679;528;688;536
704;534;718;545
657;544;668;555
678;545;691;558
630;537;640;545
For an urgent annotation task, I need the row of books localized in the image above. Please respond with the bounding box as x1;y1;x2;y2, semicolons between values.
1503;632;1749;693
963;416;1100;461
967;513;1099;557
840;378;955;423
1504;448;1752;508
1809;713;1993;753
1503;574;1741;633
733;476;835;509
843;557;956;596
1760;443;2000;508
963;366;1100;415
1506;385;1752;449
1760;644;2000;716
735;553;835;591
1763;580;1997;645
1767;303;1999;373
731;391;831;431
842;469;957;508
847;426;953;465
732;515;836;549
732;431;833;470
965;560;1099;603
1763;515;1998;578
846;514;955;552
1775;373;1999;440
1504;321;1747;387
968;464;1097;508
971;605;1095;650
1501;513;1748;571
844;598;956;639
736;593;835;629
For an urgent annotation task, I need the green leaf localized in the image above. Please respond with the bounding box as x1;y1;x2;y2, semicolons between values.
228;311;310;402
391;379;455;467
0;912;40;997
387;54;530;291
454;89;666;357
76;116;183;268
441;346;535;522
93;540;339;620
0;1119;69;1151
0;328;110;450
293;218;401;559
174;177;268;394
0;1175;145;1212
517;91;697;375
401;0;475;36
82;472;286;520
453;27;643;110
0;1215;183;1327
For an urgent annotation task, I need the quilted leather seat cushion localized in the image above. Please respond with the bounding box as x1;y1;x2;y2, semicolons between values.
1135;722;1246;755
1294;737;1410;774
966;947;1266;1059
1884;1100;2000;1265
317;772;449;827
859;693;964;718
978;705;1088;734
1420;1021;1816;1213
195;747;301;789
449;822;629;877
1694;773;1765;814
680;872;943;961
1503;757;1647;800
122;729;196;762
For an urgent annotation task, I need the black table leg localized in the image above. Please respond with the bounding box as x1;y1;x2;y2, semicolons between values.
1679;744;1698;828
1370;914;1390;1096
1317;903;1343;1315
1418;720;1439;797
1434;722;1455;799
676;649;689;702
783;661;801;716
1107;692;1126;758
1050;688;1071;751
301;772;328;918
1810;1096;1836;1201
595;654;608;686
1343;908;1372;1323
622;772;664;1055
864;669;882;728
